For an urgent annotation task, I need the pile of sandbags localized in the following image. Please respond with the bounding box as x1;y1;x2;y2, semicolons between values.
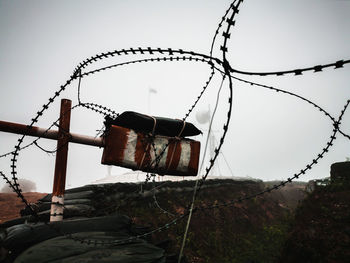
0;183;181;263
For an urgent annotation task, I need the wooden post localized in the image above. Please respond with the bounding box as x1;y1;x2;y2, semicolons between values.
50;99;71;222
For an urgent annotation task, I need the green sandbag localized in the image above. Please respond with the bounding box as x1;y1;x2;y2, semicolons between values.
4;215;131;250
39;190;94;203
34;199;93;213
15;231;165;263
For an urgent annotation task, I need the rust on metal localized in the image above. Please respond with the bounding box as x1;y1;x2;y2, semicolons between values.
101;125;200;176
135;132;146;167
0;120;104;147
188;140;200;176
166;140;182;171
135;132;152;168
101;125;129;164
52;99;71;197
0;120;58;140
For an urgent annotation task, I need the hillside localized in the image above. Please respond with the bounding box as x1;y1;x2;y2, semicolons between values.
0;179;306;262
110;179;306;262
282;162;350;262
0;166;348;262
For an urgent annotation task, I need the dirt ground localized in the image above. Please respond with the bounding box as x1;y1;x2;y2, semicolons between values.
0;192;47;224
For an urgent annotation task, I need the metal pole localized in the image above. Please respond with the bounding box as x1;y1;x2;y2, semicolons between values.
50;99;71;222
0;120;104;147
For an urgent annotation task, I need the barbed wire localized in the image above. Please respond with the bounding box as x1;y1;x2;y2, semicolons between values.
179;1;243;260
33;60;349;248
196;98;349;211
230;74;350;140
210;0;239;59
201;62;350;140
220;0;244;63
1;104;80;216
229;59;350;77
45;98;349;248
0;0;349;259
56;0;245;248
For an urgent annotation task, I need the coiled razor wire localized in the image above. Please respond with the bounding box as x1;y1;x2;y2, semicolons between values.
0;0;349;259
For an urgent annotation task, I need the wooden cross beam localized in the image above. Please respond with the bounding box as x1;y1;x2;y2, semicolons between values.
0;119;104;147
0;99;103;222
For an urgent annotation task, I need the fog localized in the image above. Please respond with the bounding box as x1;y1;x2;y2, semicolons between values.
0;0;349;193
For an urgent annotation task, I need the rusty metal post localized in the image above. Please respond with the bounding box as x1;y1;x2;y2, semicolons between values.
0;120;104;147
50;99;71;222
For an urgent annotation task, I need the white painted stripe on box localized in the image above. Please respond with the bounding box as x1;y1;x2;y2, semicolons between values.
177;141;191;173
123;130;138;167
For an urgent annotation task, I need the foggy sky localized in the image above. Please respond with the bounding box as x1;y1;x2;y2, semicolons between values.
0;0;349;192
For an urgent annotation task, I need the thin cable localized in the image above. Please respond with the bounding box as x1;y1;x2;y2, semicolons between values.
198;76;226;175
178;75;226;263
220;151;235;177
210;135;235;177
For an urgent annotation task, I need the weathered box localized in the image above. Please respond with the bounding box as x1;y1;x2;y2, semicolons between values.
101;125;200;176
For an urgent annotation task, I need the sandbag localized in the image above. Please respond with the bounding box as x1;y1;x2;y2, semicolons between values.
3;215;131;250
104;111;202;137
38;190;94;203
15;232;166;263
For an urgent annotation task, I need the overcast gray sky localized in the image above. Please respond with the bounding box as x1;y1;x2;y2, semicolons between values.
0;0;349;193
